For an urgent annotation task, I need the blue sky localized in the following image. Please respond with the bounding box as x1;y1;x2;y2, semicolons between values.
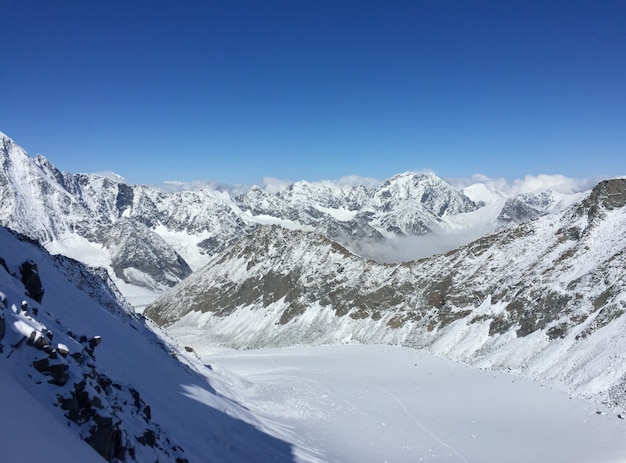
2;0;625;186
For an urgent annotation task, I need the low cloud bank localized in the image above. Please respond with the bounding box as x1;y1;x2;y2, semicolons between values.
359;225;499;263
447;173;603;196
155;172;604;197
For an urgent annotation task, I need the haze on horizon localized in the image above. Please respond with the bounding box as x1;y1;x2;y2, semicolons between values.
1;0;625;185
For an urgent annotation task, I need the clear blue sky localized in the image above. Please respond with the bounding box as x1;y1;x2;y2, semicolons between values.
2;0;625;185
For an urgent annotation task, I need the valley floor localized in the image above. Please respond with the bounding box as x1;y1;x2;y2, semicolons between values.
196;344;625;463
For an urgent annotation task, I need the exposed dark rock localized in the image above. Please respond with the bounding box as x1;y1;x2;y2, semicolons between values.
86;414;125;461
58;370;186;462
0;296;5;351
579;178;626;221
129;387;141;410
32;357;50;373
32;358;69;386
498;198;545;223
115;183;134;215
516;291;572;337
47;363;70;386
88;336;101;354
19;260;44;302
0;257;8;273
576;301;626;340
588;178;626;211
137;429;156;447
57;344;70;357
546;323;568;339
278;302;307;325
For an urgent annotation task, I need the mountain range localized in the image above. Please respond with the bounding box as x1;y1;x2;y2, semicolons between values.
0;131;582;307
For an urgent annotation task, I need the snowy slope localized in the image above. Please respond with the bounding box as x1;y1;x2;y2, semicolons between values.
0;225;318;462
146;179;626;412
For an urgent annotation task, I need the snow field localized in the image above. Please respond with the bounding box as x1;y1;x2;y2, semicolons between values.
202;344;626;463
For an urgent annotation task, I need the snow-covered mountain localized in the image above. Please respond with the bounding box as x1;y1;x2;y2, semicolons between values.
145;178;626;413
0;134;197;307
2;130;625;460
3;223;624;462
0;131;585;306
0;224;316;462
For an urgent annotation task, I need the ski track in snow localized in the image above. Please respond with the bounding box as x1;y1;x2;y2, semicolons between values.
293;352;470;463
265;350;470;463
373;383;469;463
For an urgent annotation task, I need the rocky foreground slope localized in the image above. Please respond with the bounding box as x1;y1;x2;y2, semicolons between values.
145;179;626;412
0;225;303;462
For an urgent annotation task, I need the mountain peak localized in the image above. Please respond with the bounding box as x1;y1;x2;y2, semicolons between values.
0;130;13;143
372;171;477;219
94;171;129;183
1;131;28;163
384;171;440;185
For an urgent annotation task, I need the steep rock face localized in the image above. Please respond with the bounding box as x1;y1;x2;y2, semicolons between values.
497;197;545;223
582;178;626;213
95;221;192;289
146;179;626;411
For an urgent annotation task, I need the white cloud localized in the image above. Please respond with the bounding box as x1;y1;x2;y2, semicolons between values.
152;179;253;195
446;173;604;196
262;175;382;192
506;174;600;195
260;177;293;193
318;175;382;189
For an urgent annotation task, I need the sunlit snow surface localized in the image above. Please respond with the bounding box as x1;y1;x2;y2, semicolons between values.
200;344;626;463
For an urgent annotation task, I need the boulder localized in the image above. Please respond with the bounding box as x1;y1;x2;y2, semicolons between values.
19;261;44;303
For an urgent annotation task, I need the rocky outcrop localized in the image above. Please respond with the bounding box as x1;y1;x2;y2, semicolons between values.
19;260;44;303
497;197;545;223
581;178;626;219
0;228;189;462
1;270;188;462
